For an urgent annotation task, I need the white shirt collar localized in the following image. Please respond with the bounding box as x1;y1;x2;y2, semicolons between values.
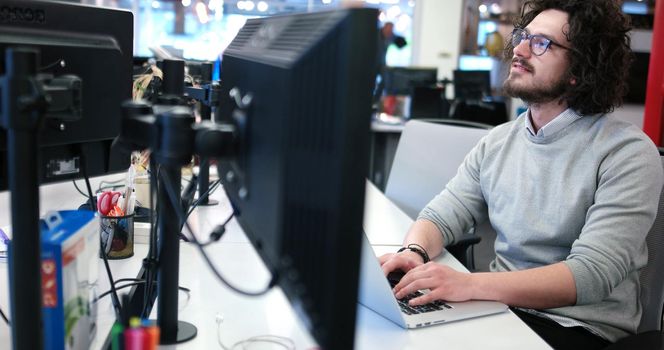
524;108;582;138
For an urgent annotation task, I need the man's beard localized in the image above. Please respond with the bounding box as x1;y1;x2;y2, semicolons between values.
503;58;570;104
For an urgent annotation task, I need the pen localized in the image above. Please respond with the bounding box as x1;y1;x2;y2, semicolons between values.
123;165;136;214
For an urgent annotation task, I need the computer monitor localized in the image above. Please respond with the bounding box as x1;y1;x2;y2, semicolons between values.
458;54;495;71
453;69;491;101
0;0;133;190
216;8;377;349
383;66;438;95
0;3;132;348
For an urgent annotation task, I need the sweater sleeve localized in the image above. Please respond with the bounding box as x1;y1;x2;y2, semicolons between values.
417;135;490;246
564;138;663;305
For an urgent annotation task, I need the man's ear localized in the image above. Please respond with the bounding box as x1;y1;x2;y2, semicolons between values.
570;77;577;85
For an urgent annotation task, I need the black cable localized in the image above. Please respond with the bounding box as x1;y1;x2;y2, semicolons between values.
183;180;221;226
185;179;221;218
179;174;199;242
200;212;234;247
114;277;144;284
97;281;146;301
180;179;221;234
0;305;9;326
72;180;89;198
141;159;160;318
160;170;277;297
79;150;121;320
83;169;96;210
96;280;190;303
100;226;122;320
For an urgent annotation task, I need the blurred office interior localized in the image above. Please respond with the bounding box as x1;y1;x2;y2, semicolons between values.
75;0;658;272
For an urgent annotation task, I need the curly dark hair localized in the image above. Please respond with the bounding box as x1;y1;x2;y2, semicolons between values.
504;0;632;115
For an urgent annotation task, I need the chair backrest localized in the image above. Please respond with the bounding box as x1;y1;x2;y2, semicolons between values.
638;149;664;333
384;119;490;219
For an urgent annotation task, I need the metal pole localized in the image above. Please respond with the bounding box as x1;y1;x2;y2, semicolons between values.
2;47;44;350
156;164;182;343
154;106;197;344
197;62;217;206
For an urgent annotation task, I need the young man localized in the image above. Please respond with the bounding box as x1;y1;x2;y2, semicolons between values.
379;0;663;348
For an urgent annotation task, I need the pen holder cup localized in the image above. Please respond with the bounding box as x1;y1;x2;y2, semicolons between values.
100;213;134;259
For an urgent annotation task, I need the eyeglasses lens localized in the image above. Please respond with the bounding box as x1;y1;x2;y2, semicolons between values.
511;29;550;56
530;37;549;55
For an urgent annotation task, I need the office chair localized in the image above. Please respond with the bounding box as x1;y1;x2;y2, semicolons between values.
605;148;664;350
384;119;493;270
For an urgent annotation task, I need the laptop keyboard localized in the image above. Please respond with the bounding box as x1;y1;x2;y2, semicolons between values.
388;273;453;315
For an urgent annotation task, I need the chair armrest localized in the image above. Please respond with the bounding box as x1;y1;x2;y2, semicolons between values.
446;234;482;271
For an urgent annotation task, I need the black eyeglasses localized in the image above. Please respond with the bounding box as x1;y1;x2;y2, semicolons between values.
511;28;570;56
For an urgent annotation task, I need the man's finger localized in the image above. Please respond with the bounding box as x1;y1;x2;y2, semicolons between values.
378;253;394;265
409;292;436;307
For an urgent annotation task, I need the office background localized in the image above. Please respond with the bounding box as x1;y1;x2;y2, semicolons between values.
69;0;656;273
76;0;654;126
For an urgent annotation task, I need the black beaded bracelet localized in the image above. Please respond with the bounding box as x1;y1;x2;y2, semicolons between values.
397;243;430;263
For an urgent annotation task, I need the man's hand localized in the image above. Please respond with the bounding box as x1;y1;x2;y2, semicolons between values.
393;263;474;306
378;220;445;277
379;250;425;276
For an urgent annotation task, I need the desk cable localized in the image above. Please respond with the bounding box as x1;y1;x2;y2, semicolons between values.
72;179;89;199
73;178;127;203
140;165;223;316
215;313;295;350
97;178;126;193
180;178;221;243
71;156;102;207
80;152;122;321
181;178;222;231
93;202;123;320
95;278;191;307
141;160;160;318
159;170;278;297
0;305;9;326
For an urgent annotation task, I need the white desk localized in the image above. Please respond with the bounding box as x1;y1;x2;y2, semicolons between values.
1;177;550;349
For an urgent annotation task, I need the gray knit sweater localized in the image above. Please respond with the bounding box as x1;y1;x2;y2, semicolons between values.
418;111;663;342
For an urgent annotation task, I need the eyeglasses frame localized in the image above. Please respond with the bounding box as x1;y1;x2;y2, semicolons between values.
511;28;571;56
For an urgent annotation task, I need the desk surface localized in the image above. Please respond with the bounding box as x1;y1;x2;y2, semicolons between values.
0;177;550;349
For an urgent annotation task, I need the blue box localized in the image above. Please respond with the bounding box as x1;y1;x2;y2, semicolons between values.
40;210;99;350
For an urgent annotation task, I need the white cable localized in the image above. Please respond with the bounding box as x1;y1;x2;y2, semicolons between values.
215;314;295;350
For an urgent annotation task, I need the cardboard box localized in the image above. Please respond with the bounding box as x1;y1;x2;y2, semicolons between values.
41;210;99;350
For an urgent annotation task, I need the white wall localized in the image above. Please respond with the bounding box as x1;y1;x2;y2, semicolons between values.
412;0;464;82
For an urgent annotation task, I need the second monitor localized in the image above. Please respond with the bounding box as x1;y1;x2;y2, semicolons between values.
383;66;438;96
217;7;378;350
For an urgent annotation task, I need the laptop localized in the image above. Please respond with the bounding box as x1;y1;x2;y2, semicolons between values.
357;233;507;329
